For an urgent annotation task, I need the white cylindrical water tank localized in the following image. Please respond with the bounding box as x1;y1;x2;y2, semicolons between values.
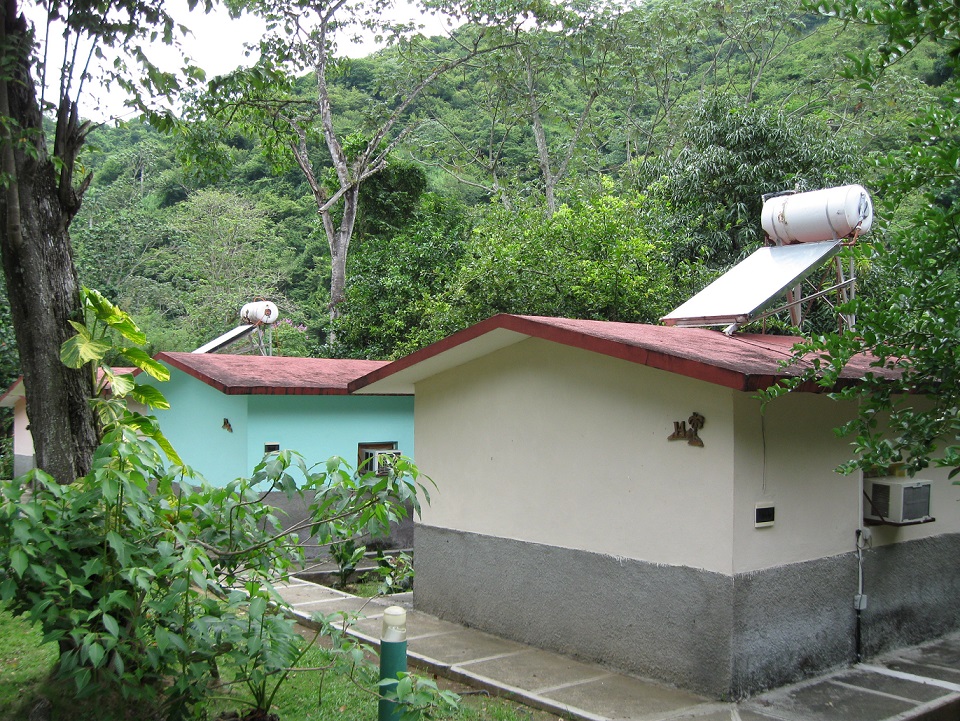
761;184;873;244
240;300;279;325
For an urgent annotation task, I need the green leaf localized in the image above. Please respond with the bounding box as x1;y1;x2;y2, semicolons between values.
9;547;27;577
83;288;147;344
150;428;183;467
60;329;112;369
120;347;170;381
86;641;106;668
248;595;268;620
120;415;182;465
104;370;136;397
106;531;130;566
128;384;171;410
102;613;120;638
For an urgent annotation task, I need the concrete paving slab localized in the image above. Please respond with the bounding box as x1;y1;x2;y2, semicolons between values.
271;580;311;590
278;576;960;721
898;635;960;668
368;591;413;609
459;648;615;693
348;615;390;640
736;711;790;721
348;608;468;644
291;596;378;617
665;707;777;721
276;583;352;606
834;668;950;703
883;660;960;687
542;673;706;720
408;628;528;666
657;710;734;721
744;678;917;721
403;610;470;639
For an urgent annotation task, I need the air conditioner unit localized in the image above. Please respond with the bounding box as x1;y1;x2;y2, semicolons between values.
360;449;401;476
863;477;933;525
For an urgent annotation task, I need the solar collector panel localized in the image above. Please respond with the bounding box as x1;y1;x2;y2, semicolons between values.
660;240;842;328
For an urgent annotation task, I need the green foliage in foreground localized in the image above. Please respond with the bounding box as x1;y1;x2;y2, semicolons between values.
0;445;438;720
0;604;548;721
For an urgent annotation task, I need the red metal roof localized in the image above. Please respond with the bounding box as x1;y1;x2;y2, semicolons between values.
0;377;23;407
156;352;397;396
349;314;897;394
1;367;141;406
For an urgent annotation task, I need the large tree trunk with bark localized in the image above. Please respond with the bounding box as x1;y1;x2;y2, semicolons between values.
323;184;359;325
0;2;98;483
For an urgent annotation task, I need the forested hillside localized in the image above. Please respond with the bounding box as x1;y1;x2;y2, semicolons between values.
7;0;950;377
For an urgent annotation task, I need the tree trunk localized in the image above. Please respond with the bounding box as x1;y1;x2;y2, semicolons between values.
323;184;359;325
0;2;98;483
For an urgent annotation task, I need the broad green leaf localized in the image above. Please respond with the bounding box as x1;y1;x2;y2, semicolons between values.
104;371;135;397
83;288;147;344
60;331;111;369
121;415;182;465
106;531;130;566
102;613;120;637
86;640;106;668
128;384;171;410
119;347;169;381
9;547;27;577
150;428;183;467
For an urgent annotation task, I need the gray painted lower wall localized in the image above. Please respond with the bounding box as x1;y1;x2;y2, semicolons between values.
265;491;414;559
861;534;960;657
730;557;856;697
413;525;960;699
12;453;34;478
413;525;736;697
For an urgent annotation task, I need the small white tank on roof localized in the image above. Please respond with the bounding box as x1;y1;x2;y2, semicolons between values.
240;300;278;325
761;184;873;244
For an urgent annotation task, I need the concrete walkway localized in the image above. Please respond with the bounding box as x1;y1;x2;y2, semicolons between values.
275;577;960;721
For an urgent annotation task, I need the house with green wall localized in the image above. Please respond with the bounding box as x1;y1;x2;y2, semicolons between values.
141;352;414;486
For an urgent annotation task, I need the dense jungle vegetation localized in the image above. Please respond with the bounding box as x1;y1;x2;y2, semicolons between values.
0;0;951;386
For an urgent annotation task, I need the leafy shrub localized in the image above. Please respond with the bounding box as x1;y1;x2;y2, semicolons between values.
0;288;443;719
376;552;415;595
330;539;366;589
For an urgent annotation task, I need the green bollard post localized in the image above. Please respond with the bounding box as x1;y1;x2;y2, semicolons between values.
378;606;408;721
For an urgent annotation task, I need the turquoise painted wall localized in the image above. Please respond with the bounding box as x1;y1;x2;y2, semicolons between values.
246;395;415;478
141;366;414;486
145;368;250;483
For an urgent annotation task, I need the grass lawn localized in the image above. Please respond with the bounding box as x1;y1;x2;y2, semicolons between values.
0;605;554;721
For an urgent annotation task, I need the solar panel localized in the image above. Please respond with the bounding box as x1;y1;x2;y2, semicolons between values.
661;240;841;328
193;324;257;354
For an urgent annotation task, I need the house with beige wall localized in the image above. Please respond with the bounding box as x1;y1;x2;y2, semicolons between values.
0;378;33;477
350;314;960;699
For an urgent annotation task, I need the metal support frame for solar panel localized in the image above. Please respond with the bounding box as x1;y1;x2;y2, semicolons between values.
660;240;843;333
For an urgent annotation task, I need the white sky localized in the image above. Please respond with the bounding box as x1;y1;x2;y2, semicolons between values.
25;0;455;121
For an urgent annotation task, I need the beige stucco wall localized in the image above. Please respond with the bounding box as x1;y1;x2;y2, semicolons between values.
12;396;33;457
731;392;960;573
416;337;739;574
416;337;960;578
731;392;861;573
